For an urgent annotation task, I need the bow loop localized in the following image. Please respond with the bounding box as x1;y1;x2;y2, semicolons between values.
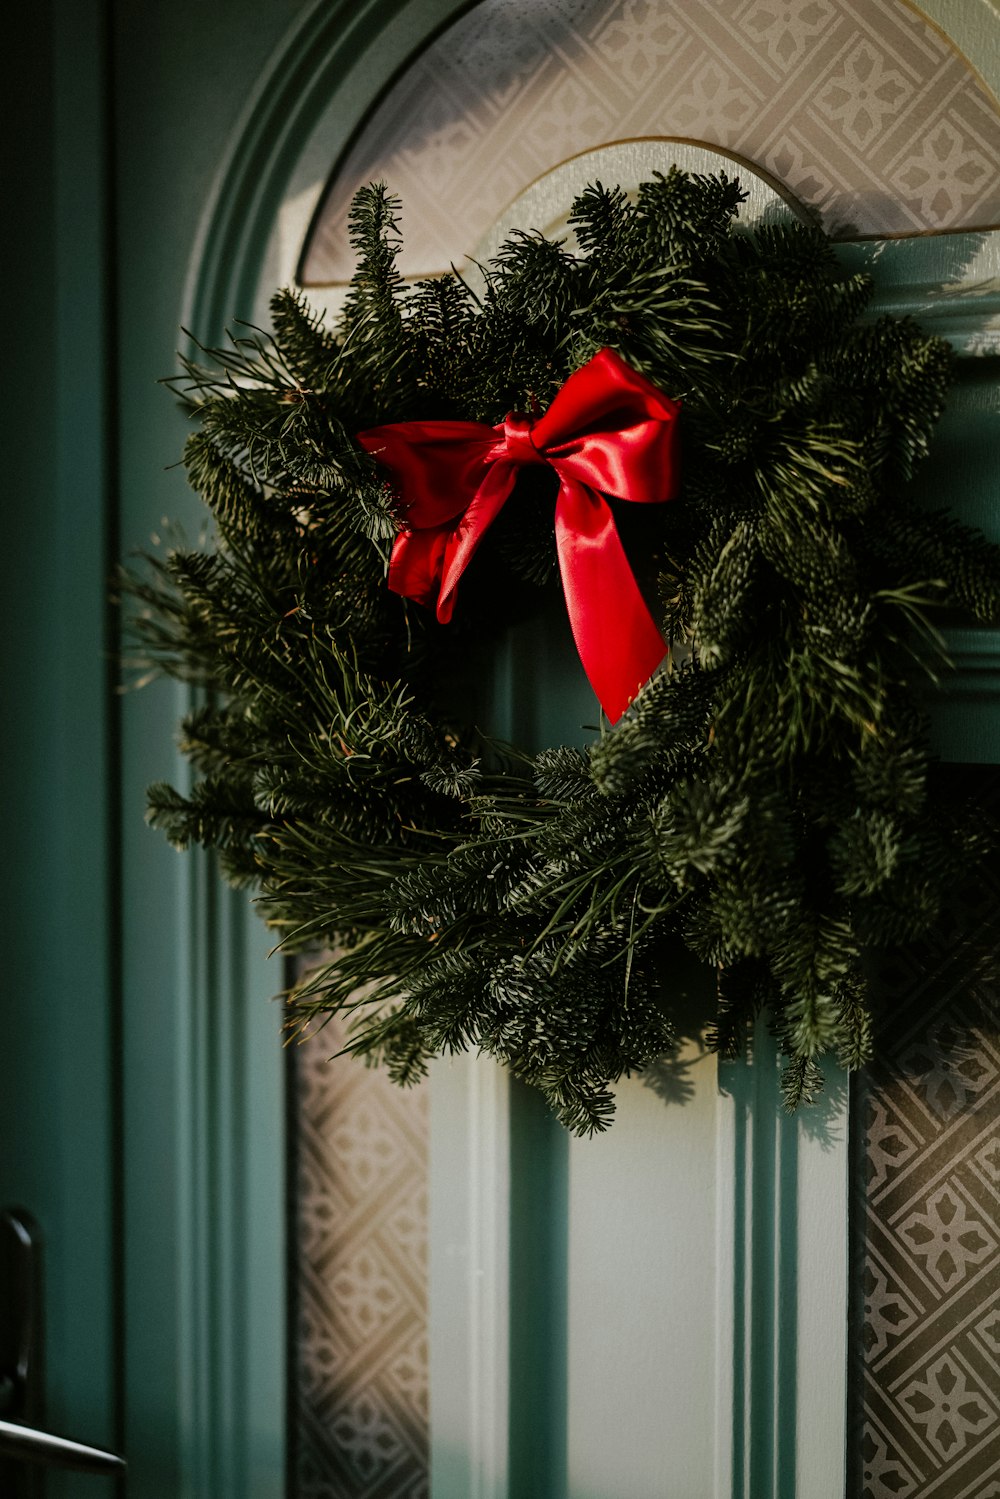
357;347;681;722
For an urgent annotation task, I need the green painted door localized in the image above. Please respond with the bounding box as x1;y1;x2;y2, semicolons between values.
5;2;999;1497
1;1;302;1492
1;1;118;1487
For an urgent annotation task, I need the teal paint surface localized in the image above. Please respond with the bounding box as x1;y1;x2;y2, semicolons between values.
726;1036;800;1499
833;231;1000;761
1;0;296;1487
0;3;119;1492
113;3;307;1491
508;1083;570;1499
185;0;476;340
1;0;326;1492
113;3;482;1491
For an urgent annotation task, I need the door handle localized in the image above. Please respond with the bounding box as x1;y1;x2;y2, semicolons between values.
0;1418;124;1474
0;1208;126;1489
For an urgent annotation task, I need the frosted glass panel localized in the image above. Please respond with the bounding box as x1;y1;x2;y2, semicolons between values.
301;0;1000;285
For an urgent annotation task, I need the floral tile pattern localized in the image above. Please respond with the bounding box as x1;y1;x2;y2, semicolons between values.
850;768;1000;1499
299;0;1000;285
290;1008;430;1498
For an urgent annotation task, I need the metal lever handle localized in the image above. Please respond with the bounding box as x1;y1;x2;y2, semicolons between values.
1;1209;127;1488
0;1418;125;1474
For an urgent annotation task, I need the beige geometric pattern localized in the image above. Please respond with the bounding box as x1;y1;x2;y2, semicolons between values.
300;0;1000;285
850;768;1000;1499
289;1007;429;1498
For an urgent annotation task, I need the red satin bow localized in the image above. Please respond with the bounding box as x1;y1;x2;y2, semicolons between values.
357;346;681;723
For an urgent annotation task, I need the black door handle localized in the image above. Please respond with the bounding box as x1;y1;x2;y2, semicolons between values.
1;1209;126;1490
0;1418;125;1474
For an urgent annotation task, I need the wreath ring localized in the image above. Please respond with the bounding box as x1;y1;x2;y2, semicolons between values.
126;159;1000;1134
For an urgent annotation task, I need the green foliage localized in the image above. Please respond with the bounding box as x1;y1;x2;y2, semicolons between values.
122;171;1000;1132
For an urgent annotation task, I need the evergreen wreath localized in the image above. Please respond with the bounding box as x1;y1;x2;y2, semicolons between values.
125;170;1000;1134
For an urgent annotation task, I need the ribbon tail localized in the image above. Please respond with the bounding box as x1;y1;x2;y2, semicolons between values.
388;459;519;623
388;525;452;613
435;462;518;620
554;479;668;723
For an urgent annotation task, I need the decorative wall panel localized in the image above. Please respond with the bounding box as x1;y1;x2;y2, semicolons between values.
300;0;1000;286
289;1009;430;1499
850;769;1000;1499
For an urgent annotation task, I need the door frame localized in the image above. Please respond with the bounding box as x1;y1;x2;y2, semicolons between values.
0;0;119;1477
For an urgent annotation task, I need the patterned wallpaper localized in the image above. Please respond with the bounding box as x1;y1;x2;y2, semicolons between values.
300;0;1000;285
850;770;1000;1499
289;1010;430;1499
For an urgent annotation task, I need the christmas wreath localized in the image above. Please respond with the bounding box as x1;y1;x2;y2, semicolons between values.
126;171;1000;1133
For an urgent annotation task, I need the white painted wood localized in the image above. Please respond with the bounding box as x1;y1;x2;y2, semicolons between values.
430;1054;511;1499
792;1071;851;1498
714;1073;739;1499
565;1051;723;1499
558;1030;850;1499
